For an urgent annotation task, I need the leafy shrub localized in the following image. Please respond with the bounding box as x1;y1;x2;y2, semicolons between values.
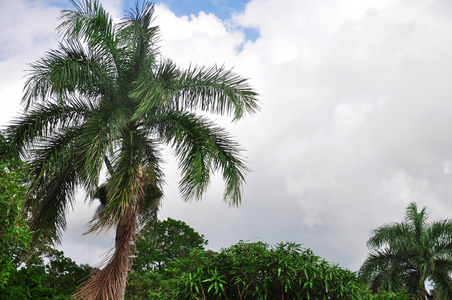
126;271;177;300
167;241;409;300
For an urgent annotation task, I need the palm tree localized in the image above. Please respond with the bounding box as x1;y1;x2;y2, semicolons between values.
4;1;258;299
359;202;452;299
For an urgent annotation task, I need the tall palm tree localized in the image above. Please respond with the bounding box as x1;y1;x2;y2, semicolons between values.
359;202;452;300
4;1;258;299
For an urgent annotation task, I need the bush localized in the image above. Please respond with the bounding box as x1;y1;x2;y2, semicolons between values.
126;271;177;300
164;241;409;300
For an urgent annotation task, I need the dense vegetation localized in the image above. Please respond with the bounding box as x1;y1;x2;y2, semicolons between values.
2;160;447;299
127;241;408;300
0;215;411;299
0;248;94;300
0;159;32;288
124;219;409;300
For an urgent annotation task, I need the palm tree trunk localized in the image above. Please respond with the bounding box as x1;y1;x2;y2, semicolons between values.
73;209;138;300
73;165;146;299
115;215;132;300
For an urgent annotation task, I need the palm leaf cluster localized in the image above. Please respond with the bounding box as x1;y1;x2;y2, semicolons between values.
3;1;258;299
359;203;452;299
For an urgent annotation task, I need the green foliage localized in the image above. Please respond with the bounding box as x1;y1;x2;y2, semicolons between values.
43;249;95;297
126;218;207;299
133;218;208;272
126;271;177;300
169;241;396;299
0;255;56;300
127;240;408;300
0;159;32;287
359;202;452;299
0;249;95;299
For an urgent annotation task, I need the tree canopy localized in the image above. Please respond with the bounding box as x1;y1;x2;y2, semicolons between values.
133;217;208;272
0;248;95;300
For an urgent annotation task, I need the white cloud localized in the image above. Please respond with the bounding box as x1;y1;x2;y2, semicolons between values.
154;0;452;270
154;4;245;66
0;1;60;126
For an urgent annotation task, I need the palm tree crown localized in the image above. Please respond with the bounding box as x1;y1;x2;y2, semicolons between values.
4;1;259;299
359;202;452;299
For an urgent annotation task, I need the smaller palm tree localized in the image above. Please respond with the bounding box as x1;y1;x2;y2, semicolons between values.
359;202;452;299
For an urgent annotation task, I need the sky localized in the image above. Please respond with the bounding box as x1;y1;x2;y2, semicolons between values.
2;0;452;272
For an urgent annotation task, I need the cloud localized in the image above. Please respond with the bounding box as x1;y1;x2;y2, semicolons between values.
0;1;60;126
152;0;452;270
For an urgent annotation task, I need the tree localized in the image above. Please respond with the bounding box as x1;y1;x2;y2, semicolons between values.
359;202;452;299
44;249;96;297
132;218;208;272
0;248;95;300
4;0;259;299
0;159;32;288
127;217;208;299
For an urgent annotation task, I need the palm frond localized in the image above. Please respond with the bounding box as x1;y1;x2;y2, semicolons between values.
174;64;259;120
5;98;91;159
27;164;78;244
155;111;249;205
117;1;160;65
129;59;178;118
405;202;428;236
76;102;125;196
0;132;8;159
85;129;148;234
359;248;408;293
429;219;452;244
58;0;121;72
26;128;81;244
431;263;452;296
142;137;164;183
367;222;412;250
131;61;259;121
23;40;116;108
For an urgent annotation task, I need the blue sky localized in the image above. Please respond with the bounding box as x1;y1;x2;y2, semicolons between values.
147;0;259;41
38;0;247;20
43;0;259;41
145;0;248;20
3;0;452;276
43;0;245;18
